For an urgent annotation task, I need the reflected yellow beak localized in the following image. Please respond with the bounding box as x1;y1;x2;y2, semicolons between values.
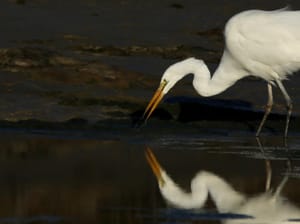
143;80;167;122
145;147;165;186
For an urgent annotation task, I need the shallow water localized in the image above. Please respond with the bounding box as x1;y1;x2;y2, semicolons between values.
0;129;298;224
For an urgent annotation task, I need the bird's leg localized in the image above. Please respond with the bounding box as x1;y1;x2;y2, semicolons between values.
276;80;292;138
274;157;291;198
256;82;273;137
256;137;272;191
274;171;289;198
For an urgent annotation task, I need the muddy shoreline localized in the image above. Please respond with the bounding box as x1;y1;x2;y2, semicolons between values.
0;1;300;133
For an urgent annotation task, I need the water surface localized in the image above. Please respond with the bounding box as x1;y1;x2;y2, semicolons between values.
0;130;299;224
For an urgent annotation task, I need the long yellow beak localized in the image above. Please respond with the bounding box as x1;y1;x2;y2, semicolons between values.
145;147;165;186
142;80;167;122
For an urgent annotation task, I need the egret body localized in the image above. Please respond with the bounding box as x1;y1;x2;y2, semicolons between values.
143;9;300;137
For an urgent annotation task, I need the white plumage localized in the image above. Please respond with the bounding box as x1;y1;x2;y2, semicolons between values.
225;8;300;79
143;9;300;137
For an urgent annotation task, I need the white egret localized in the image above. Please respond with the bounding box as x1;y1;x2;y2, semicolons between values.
145;148;300;223
142;9;300;137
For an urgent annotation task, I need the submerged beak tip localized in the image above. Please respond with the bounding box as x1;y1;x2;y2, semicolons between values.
142;81;167;122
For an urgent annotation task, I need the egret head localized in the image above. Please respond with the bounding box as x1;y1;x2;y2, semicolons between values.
142;58;197;122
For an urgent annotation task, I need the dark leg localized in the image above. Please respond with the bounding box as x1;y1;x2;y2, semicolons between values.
256;82;273;137
274;158;291;198
256;137;271;191
276;80;292;138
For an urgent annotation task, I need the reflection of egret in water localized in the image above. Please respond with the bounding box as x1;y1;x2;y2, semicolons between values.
145;148;300;223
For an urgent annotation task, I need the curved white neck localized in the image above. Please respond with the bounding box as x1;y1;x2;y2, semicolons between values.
160;170;245;212
195;171;245;213
159;170;207;209
197;52;248;96
182;53;248;97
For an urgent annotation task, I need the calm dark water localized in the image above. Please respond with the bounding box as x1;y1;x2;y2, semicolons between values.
0;130;298;224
